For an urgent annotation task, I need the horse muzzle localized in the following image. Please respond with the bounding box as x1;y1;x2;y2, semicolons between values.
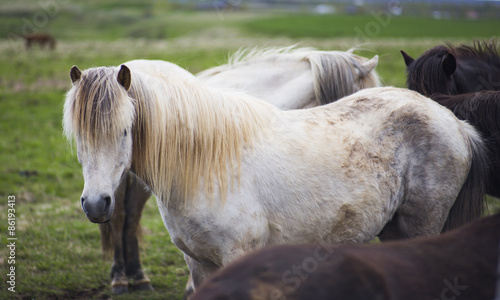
80;193;114;223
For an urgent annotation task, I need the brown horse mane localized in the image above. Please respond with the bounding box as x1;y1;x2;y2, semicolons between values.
449;39;499;63
403;40;500;96
430;90;500;137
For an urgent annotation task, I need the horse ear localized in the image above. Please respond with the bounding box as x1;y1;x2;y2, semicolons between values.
117;65;131;91
441;53;456;77
362;55;379;73
70;66;81;84
400;50;415;67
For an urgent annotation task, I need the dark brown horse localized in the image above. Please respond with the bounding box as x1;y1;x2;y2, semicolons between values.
430;91;500;199
100;172;153;294
24;33;56;50
191;213;500;300
401;40;500;96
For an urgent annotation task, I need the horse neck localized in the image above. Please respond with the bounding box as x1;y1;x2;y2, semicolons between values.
431;91;500;140
454;59;500;93
200;58;316;109
129;73;275;205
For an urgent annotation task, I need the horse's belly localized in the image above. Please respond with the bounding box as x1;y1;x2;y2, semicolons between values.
162;194;270;267
246;138;402;245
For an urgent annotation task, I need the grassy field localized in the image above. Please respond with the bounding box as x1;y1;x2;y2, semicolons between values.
1;2;499;299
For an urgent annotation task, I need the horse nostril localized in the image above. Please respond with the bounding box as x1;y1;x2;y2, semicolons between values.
81;197;88;214
103;195;111;211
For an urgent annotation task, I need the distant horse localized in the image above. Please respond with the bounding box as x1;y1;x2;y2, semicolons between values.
64;60;487;290
101;47;381;294
24;33;56;50
198;46;380;108
429;91;500;199
401;40;500;96
191;213;500;300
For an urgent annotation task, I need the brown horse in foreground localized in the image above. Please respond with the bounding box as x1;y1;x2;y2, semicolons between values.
99;174;153;294
24;33;56;50
192;213;500;300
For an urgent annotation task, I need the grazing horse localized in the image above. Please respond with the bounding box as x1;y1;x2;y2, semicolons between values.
64;60;487;291
401;40;500;96
191;213;500;300
101;47;381;294
24;33;56;50
197;46;380;108
429;91;500;199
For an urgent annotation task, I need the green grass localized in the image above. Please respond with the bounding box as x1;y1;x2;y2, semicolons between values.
0;3;499;299
239;14;500;40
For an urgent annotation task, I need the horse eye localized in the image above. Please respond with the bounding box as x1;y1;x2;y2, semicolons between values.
124;130;127;137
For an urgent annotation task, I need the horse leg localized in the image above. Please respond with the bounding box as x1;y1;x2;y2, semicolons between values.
183;275;195;300
378;194;451;241
107;177;129;294
184;254;219;289
377;214;402;241
123;173;154;291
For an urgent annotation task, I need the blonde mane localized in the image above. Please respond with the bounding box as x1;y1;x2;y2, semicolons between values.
197;46;381;104
64;64;275;205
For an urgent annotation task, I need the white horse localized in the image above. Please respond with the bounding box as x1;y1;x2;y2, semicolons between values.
197;46;380;109
64;60;487;290
97;47;381;294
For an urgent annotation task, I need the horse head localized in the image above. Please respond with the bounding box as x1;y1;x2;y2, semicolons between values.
65;65;135;223
401;47;457;96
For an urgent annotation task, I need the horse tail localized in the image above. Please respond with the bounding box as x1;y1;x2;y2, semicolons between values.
442;124;489;232
99;223;114;257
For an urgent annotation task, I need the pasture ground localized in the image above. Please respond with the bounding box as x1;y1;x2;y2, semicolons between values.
0;4;499;299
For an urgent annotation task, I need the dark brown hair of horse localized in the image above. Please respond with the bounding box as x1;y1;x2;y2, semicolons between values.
431;91;500;198
430;91;500;139
405;40;500;96
191;213;500;300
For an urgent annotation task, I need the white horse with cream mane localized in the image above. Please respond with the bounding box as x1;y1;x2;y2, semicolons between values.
98;47;381;294
198;46;380;108
64;59;487;289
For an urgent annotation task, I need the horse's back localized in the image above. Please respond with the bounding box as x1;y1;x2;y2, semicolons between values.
261;87;481;239
199;58;316;109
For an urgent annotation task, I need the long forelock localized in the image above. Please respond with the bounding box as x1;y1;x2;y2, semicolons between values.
63;67;135;148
